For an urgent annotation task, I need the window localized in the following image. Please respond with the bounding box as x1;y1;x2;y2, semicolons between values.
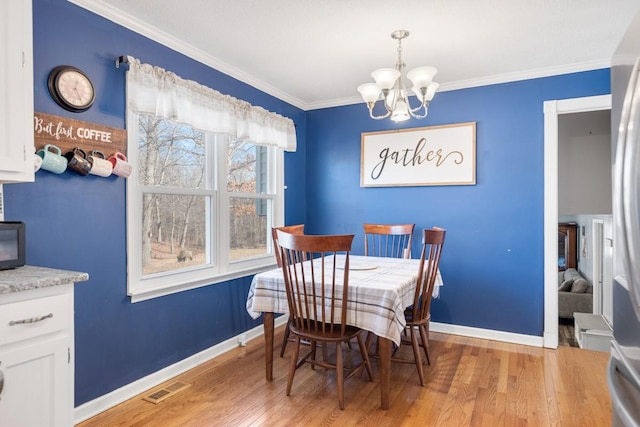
127;115;284;301
123;57;295;302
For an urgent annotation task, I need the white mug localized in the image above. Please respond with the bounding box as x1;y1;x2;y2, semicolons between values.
88;151;113;177
33;153;43;172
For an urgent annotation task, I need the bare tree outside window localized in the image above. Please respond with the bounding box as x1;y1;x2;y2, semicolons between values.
136;117;271;275
228;142;268;260
138;116;207;275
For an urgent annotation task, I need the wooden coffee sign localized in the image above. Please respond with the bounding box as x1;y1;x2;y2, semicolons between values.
34;112;127;157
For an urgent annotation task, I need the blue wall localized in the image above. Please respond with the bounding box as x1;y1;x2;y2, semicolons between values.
306;71;610;337
5;0;609;408
5;0;305;406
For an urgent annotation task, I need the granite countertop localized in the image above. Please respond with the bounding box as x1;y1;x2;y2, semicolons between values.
0;265;89;294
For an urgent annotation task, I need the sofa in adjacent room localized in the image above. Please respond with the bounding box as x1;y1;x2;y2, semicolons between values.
558;268;593;319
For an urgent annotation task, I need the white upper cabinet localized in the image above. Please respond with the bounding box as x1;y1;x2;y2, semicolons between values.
0;0;34;183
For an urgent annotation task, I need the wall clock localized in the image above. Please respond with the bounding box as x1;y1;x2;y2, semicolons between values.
47;65;95;112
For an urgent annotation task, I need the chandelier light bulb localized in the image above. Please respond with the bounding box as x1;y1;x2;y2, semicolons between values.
371;68;401;90
407;66;438;89
391;99;410;122
357;83;382;103
425;82;439;101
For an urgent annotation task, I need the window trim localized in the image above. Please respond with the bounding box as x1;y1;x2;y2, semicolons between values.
126;112;284;303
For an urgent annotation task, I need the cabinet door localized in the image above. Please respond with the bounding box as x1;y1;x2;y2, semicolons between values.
0;336;71;427
0;0;34;182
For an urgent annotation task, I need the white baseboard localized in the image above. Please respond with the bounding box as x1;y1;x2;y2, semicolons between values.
430;322;544;347
75;316;541;424
73;315;288;425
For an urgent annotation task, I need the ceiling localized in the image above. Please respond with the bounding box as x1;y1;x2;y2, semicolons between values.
71;0;640;111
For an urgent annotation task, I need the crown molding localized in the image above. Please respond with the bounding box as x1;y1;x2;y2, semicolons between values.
67;0;611;113
67;0;307;110
438;59;611;93
311;59;611;110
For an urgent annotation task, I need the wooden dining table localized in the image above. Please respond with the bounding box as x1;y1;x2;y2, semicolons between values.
246;254;443;410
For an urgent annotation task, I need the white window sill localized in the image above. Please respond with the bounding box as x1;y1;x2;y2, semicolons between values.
128;262;278;303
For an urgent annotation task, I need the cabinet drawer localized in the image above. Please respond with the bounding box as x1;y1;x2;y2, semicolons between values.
0;293;71;346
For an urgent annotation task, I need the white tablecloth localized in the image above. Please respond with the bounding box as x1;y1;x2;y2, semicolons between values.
246;255;443;345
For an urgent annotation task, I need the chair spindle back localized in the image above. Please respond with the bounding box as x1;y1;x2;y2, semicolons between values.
272;224;305;267
410;227;446;323
277;231;354;337
363;223;415;258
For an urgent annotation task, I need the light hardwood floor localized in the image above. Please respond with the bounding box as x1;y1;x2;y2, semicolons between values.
78;327;611;427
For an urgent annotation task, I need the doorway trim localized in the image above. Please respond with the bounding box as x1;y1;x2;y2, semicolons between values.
592;219;605;315
543;94;611;348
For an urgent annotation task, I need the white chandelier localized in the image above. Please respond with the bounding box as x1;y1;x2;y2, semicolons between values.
357;30;439;122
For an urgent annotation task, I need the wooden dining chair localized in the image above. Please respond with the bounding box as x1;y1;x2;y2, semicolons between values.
271;224;305;357
394;227;446;386
276;230;373;410
362;223;415;350
272;224;305;267
363;223;415;259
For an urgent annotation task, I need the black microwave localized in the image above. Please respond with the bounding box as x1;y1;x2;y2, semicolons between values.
0;221;25;270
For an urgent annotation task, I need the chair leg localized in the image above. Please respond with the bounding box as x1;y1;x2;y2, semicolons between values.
418;323;431;365
286;336;301;396
409;327;425;387
364;331;374;354
310;340;317;370
336;342;345;410
279;320;291;358
356;334;374;381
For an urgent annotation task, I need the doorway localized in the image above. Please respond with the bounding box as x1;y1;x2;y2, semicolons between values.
543;94;612;349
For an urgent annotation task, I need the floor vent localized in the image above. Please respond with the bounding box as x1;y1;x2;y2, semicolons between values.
142;381;191;404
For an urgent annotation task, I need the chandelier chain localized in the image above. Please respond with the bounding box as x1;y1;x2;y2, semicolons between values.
396;39;404;69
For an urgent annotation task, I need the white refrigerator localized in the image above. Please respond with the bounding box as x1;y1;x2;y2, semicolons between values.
610;8;640;427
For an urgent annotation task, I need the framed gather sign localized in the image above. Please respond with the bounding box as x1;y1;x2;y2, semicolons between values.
360;122;476;187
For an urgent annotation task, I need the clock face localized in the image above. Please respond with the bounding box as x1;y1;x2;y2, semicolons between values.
48;66;95;112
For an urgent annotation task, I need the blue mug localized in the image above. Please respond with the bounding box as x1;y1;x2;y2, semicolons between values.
37;144;67;174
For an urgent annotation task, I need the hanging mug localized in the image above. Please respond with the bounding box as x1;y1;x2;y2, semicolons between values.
108;152;132;178
36;144;67;174
87;150;113;177
33;153;43;172
65;147;92;176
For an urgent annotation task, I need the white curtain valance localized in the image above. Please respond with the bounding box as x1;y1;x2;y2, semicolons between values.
124;56;297;151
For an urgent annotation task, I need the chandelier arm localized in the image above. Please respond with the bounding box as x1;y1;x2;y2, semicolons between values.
408;100;429;115
367;101;392;120
408;108;428;120
370;111;393;120
398;95;427;119
383;90;399;112
405;95;425;112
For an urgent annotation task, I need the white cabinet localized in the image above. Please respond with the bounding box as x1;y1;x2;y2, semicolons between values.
0;284;74;427
0;0;34;183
